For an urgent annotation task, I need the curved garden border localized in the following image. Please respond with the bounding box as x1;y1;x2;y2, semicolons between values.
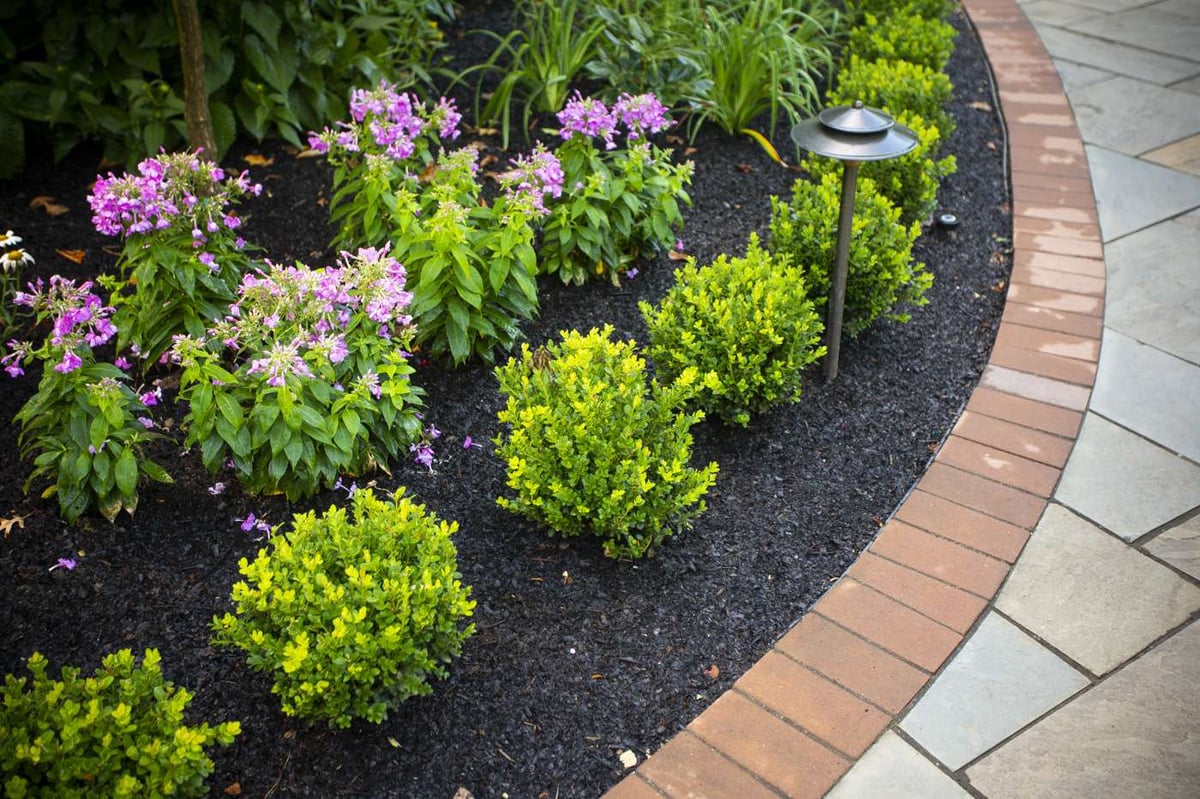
605;0;1105;795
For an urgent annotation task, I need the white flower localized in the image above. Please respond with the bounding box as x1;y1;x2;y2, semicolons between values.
0;230;22;247
2;248;34;271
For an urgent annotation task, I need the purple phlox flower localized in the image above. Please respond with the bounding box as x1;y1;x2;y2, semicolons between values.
140;387;162;407
625;267;639;280
411;441;435;471
307;131;331;154
463;436;482;449
614;93;672;140
238;512;272;537
557;93;617;147
2;342;26;378
675;238;685;252
114;355;132;370
358;371;382;399
56;350;83;374
428;425;441;440
247;339;314;388
334;477;358;498
87;442;106;455
500;145;564;215
136;416;154;429
198;252;218;272
208;482;226;496
435;96;462;140
49;557;77;572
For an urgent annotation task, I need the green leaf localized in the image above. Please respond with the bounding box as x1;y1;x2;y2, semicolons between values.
115;448;138;496
241;2;283;52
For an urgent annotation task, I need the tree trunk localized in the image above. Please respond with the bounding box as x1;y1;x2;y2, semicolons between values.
173;0;217;160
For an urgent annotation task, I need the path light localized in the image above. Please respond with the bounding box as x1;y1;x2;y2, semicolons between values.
791;101;918;380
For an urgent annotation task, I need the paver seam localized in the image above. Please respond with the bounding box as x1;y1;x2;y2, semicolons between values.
602;1;1104;795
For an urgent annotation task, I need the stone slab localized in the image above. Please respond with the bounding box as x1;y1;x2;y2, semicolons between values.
1074;6;1200;63
1104;211;1200;363
1036;26;1200;85
997;503;1200;675
1172;74;1200;95
1092;329;1200;463
899;613;1088;771
1052;59;1115;91
968;620;1200;799
1070;77;1200;156
826;731;971;799
1023;0;1106;26
1144;134;1200;176
1086;144;1200;241
1055;413;1200;541
1145;514;1200;581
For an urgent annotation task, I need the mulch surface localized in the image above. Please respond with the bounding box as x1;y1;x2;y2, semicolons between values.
0;6;1009;797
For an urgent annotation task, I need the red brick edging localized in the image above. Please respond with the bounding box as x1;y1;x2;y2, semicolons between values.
605;0;1104;796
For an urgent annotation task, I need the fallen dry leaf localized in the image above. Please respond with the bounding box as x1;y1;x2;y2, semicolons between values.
665;134;685;145
703;663;720;680
243;153;274;167
420;163;439;182
223;783;242;796
56;248;86;264
734;163;753;174
618;749;638;770
30;196;69;216
991;278;1008;293
452;788;474;799
986;141;998;151
562;570;573;585
1;513;31;538
295;148;325;159
472;126;499;136
387;737;401;748
684;147;698;156
969;101;993;112
667;249;689;261
478;153;498;168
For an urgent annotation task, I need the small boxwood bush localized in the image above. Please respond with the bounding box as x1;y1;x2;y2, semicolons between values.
640;234;826;427
848;10;957;72
802;111;957;227
769;172;931;338
494;326;718;559
0;649;239;798
849;0;953;21
831;55;954;140
212;487;476;729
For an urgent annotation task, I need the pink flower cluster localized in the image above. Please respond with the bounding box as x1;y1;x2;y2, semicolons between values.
557;92;673;147
500;145;564;215
6;277;117;375
308;81;461;161
88;150;260;240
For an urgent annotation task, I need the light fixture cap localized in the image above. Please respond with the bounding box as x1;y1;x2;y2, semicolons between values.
791;101;919;162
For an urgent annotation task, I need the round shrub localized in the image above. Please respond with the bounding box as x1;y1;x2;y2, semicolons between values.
831;54;955;140
849;0;953;21
848;10;957;72
0;649;239;798
769;172;932;338
640;233;826;427
802;111;957;227
494;326;718;559
211;487;476;729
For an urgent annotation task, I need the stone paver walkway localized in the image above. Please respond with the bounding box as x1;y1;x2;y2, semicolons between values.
604;0;1200;796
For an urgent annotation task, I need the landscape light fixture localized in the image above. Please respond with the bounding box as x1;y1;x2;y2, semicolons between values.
790;101;918;380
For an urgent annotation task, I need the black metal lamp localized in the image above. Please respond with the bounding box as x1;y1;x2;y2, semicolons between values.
791;101;918;380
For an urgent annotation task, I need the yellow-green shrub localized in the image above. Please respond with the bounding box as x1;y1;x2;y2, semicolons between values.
848;10;957;72
640;234;826;427
769;172;931;337
494;326;718;559
212;487;475;728
803;111;956;226
832;55;954;140
849;0;953;21
0;649;239;798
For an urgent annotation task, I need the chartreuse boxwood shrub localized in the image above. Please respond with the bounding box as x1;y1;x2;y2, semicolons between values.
494;326;718;559
89;150;260;367
313;81;553;364
847;9;957;73
540;92;692;286
770;172;931;338
802;111;956;227
848;0;953;21
831;55;955;141
0;648;239;797
211;487;475;729
6;278;171;523
171;246;424;501
640;234;826;427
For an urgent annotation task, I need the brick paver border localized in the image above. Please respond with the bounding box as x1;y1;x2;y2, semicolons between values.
604;1;1103;795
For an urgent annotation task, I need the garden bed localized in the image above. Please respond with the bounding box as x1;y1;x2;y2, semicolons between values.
0;6;1009;797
